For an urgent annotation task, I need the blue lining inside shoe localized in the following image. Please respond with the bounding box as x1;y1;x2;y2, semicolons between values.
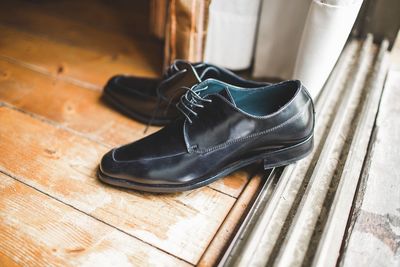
198;79;299;116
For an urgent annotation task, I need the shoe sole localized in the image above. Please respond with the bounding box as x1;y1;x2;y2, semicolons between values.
102;89;172;126
98;134;314;193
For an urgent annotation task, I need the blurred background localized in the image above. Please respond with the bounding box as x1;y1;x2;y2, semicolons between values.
2;0;398;98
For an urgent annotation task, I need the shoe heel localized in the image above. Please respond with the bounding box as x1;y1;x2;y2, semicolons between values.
263;135;314;170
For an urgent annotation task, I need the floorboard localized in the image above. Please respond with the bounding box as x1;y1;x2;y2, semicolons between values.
0;59;249;196
0;0;163;80
340;35;400;267
0;1;263;264
0;172;190;267
0;106;238;264
0;25;158;88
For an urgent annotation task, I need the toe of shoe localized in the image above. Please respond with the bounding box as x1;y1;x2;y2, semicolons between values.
99;149;119;177
104;75;124;94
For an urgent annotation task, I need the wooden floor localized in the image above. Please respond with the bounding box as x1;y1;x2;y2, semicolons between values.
0;1;265;266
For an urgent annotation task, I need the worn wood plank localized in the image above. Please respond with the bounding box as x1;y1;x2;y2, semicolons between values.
0;59;152;146
312;40;389;267
207;169;250;198
198;172;263;266
0;0;151;38
0;25;159;88
274;36;375;267
0;106;236;264
0;59;247;197
0;172;190;267
0;1;259;264
340;56;400;267
0;2;163;86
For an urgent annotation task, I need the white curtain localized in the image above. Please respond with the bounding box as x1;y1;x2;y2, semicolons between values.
204;0;261;70
253;0;363;98
204;0;363;98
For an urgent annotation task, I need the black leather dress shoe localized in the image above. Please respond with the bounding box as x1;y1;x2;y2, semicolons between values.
98;79;315;193
102;60;267;125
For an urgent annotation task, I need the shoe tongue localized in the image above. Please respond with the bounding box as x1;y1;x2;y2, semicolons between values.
158;61;201;100
217;87;236;107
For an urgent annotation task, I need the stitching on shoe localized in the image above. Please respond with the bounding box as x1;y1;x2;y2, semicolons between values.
183;119;194;153
193;100;311;154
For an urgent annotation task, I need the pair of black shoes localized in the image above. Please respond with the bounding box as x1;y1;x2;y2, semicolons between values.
99;60;315;193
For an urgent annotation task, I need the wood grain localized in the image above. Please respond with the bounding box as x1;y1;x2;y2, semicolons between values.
0;1;163;83
0;59;248;197
0;2;262;263
0;25;159;88
0;106;235;264
0;172;190;267
198;173;263;266
0;59;153;146
0;1;251;197
2;0;151;38
340;51;400;267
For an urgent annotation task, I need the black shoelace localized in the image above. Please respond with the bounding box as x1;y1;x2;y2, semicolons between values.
164;61;219;80
176;85;211;124
143;62;219;133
